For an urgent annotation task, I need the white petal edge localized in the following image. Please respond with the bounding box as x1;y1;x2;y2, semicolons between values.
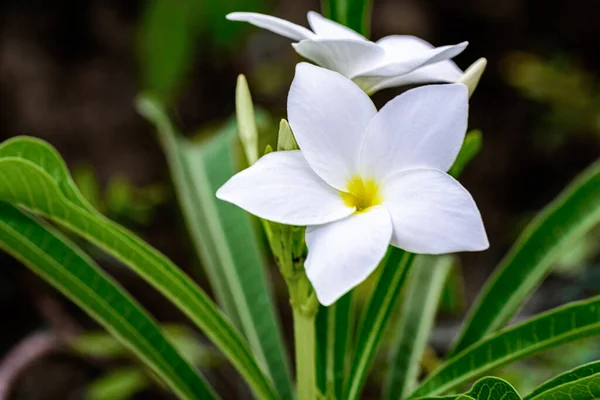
292;39;385;78
358;40;468;78
376;35;437;59
360;83;468;181
305;205;392;306
216;150;354;226
288;63;377;190
227;12;316;41
354;60;463;94
382;168;488;254
306;11;367;41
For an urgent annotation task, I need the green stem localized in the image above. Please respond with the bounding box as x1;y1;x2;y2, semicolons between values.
293;307;317;400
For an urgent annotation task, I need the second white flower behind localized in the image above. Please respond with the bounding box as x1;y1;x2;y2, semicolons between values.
227;11;469;94
217;63;488;306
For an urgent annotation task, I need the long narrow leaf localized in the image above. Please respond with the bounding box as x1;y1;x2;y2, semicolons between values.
344;249;416;400
322;0;373;37
0;202;216;400
451;160;600;355
0;137;278;400
523;361;600;400
409;296;600;398
383;256;453;400
138;0;198;103
448;131;482;178
139;96;240;330
137;95;293;399
316;292;354;399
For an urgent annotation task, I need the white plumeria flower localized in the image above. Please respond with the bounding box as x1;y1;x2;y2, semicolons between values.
227;10;469;94
217;63;488;306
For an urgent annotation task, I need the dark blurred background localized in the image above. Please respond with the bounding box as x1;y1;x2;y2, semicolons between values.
0;0;599;399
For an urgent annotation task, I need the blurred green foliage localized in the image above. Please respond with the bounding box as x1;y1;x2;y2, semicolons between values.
138;0;197;104
504;52;600;150
552;227;600;277
86;368;149;400
73;325;219;400
73;324;215;364
137;0;269;103
73;165;168;226
439;263;466;315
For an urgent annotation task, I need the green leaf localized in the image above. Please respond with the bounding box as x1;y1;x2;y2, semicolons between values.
0;137;94;212
86;367;149;400
138;0;198;103
344;249;416;400
316;292;354;399
0;202;216;400
383;256;453;400
415;377;521;400
451;160;600;356
448;131;483;178
136;96;240;331
200;0;269;49
409;296;600;398
236;75;259;164
523;361;600;400
137;94;293;399
322;0;373;37
162;324;216;366
0;136;278;400
72;331;132;359
73;325;214;366
525;372;600;400
439;263;466;314
463;377;521;400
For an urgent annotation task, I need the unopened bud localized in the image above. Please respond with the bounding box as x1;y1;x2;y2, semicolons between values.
459;58;487;97
277;119;299;151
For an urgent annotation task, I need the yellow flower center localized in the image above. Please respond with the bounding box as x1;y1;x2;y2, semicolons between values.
341;176;383;212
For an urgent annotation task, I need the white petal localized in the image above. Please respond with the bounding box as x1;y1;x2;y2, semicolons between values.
288;63;377;190
382;169;488;254
354;60;463;93
227;12;316;41
360;83;468;181
376;35;436;59
358;36;467;78
305;206;392;306
216;151;354;225
306;11;367;41
292;39;385;78
375;35;467;64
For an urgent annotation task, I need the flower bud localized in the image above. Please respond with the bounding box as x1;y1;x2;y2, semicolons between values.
277;119;299;151
459;58;487;97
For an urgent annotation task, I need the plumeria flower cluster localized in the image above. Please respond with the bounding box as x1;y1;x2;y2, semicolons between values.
228;10;481;94
218;63;488;305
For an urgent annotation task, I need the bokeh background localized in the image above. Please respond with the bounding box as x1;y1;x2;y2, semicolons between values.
1;0;599;398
